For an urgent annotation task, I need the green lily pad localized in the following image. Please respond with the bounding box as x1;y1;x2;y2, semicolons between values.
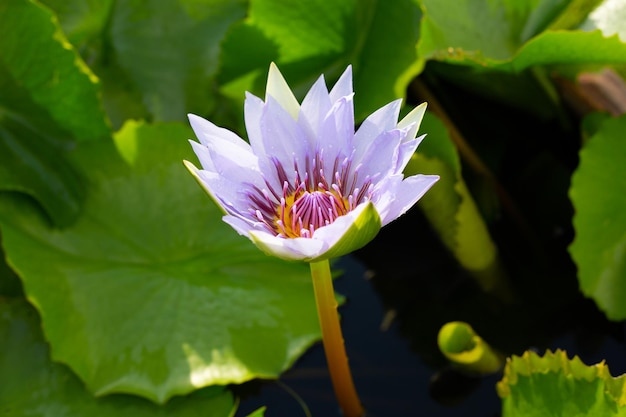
39;0;247;127
103;0;246;122
0;121;320;403
0;298;236;417
417;0;626;71
418;0;559;62
0;238;22;297
0;0;111;227
504;29;626;72
0;0;109;141
497;349;626;416
219;0;423;121
38;0;114;49
569;115;626;320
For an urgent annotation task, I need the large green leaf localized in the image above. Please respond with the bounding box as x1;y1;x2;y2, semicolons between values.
0;235;23;297
417;0;569;62
0;298;236;417
569;115;626;320
417;0;626;71
39;0;247;127
102;0;246;122
219;0;423;121
502;29;626;72
497;349;626;416
0;0;110;141
0;0;111;227
38;0;114;49
0;67;86;227
0;121;320;403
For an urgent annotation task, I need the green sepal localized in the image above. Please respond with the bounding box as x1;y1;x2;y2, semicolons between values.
312;202;382;262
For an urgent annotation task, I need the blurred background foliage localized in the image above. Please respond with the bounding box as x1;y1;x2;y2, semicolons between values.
1;0;626;415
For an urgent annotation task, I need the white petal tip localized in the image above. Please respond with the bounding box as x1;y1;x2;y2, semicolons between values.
266;63;300;120
398;102;428;139
183;160;200;175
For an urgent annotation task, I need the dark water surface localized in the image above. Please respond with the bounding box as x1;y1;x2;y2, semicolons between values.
235;255;501;417
235;205;626;417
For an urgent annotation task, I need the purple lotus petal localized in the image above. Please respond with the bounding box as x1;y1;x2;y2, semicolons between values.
315;99;352;178
352;99;402;166
327;66;355;159
223;214;265;237
244;93;267;158
245;92;285;190
250;230;326;260
355;99;402;141
189;140;215;171
186;163;248;217
187;129;263;191
299;74;332;140
376;174;440;226
356;128;406;180
185;63;438;261
261;96;310;182
327;96;355;157
329;66;353;103
394;134;426;175
188;114;249;150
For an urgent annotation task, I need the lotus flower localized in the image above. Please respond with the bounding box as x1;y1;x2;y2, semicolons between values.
185;63;438;262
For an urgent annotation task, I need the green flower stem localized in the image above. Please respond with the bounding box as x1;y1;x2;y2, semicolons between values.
309;260;364;417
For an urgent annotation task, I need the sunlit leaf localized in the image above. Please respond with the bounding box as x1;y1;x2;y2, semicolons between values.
497;349;626;416
417;0;626;71
0;121;320;403
417;0;569;62
219;0;423;121
579;0;626;42
569;115;626;320
504;30;626;72
0;299;236;417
